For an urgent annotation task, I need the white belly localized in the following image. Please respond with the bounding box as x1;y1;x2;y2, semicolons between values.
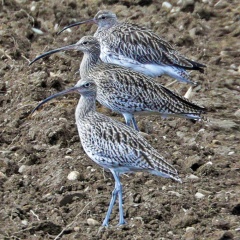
99;47;165;77
99;45;192;83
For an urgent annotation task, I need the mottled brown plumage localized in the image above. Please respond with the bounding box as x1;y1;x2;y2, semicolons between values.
30;36;206;131
58;10;206;84
32;79;181;226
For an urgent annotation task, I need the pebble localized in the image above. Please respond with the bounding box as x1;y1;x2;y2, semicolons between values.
74;226;80;232
0;171;7;180
234;109;240;118
65;148;72;154
214;0;229;8
170;7;181;14
87;218;100;226
195;192;205;199
18;165;28;174
177;0;194;8
198;189;212;195
186;174;199;180
212;139;221;145
31;27;44;35
168;191;182;197
162;2;172;12
67;171;80;181
186;227;196;232
21;219;28;226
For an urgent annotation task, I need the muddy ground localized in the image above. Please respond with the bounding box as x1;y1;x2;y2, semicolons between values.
0;0;240;239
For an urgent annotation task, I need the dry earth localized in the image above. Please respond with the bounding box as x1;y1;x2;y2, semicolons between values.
0;0;240;239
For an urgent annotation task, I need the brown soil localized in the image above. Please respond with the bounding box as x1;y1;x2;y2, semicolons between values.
1;0;240;239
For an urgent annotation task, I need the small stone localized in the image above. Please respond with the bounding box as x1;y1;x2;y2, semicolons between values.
18;165;28;174
21;219;28;226
198;189;212;195
212;139;221;145
168;191;182;197
186;227;196;232
67;171;80;181
87;218;100;226
195;192;205;199
189;28;197;38
170;7;181;13
0;171;7;180
177;0;194;9
186;174;199;180
65;148;72;154
31;27;44;35
162;2;172;12
74;226;80;232
214;0;229;8
234;109;240;118
145;180;154;185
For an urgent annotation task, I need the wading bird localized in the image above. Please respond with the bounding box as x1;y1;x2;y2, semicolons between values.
30;36;206;131
32;79;181;226
58;10;206;84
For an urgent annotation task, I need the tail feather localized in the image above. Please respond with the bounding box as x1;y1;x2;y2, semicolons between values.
173;58;206;73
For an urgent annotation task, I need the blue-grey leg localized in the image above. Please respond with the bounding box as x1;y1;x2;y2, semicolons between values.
111;170;126;225
131;117;139;132
101;170;126;226
122;113;132;127
123;113;139;131
102;180;118;226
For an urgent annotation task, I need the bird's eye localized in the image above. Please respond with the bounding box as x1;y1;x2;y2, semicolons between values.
100;16;106;19
82;41;88;45
84;82;91;88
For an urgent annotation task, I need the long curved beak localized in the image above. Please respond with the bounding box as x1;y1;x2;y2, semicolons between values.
31;86;79;114
29;44;78;65
58;19;95;35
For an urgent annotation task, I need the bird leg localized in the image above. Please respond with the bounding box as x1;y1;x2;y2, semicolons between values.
102;170;126;226
131;117;139;132
102;182;118;226
112;171;126;225
123;113;139;131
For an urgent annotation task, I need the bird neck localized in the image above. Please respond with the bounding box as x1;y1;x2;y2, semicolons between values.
98;19;118;30
80;49;101;78
75;94;96;120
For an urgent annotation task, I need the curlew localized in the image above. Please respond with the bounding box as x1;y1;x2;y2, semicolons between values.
58;10;206;85
30;36;206;131
32;79;181;226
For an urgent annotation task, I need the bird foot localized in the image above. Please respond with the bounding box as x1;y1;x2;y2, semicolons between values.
117;219;127;226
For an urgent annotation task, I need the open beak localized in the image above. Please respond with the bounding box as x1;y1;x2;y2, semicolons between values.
58;19;95;35
29;44;78;66
31;85;80;114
